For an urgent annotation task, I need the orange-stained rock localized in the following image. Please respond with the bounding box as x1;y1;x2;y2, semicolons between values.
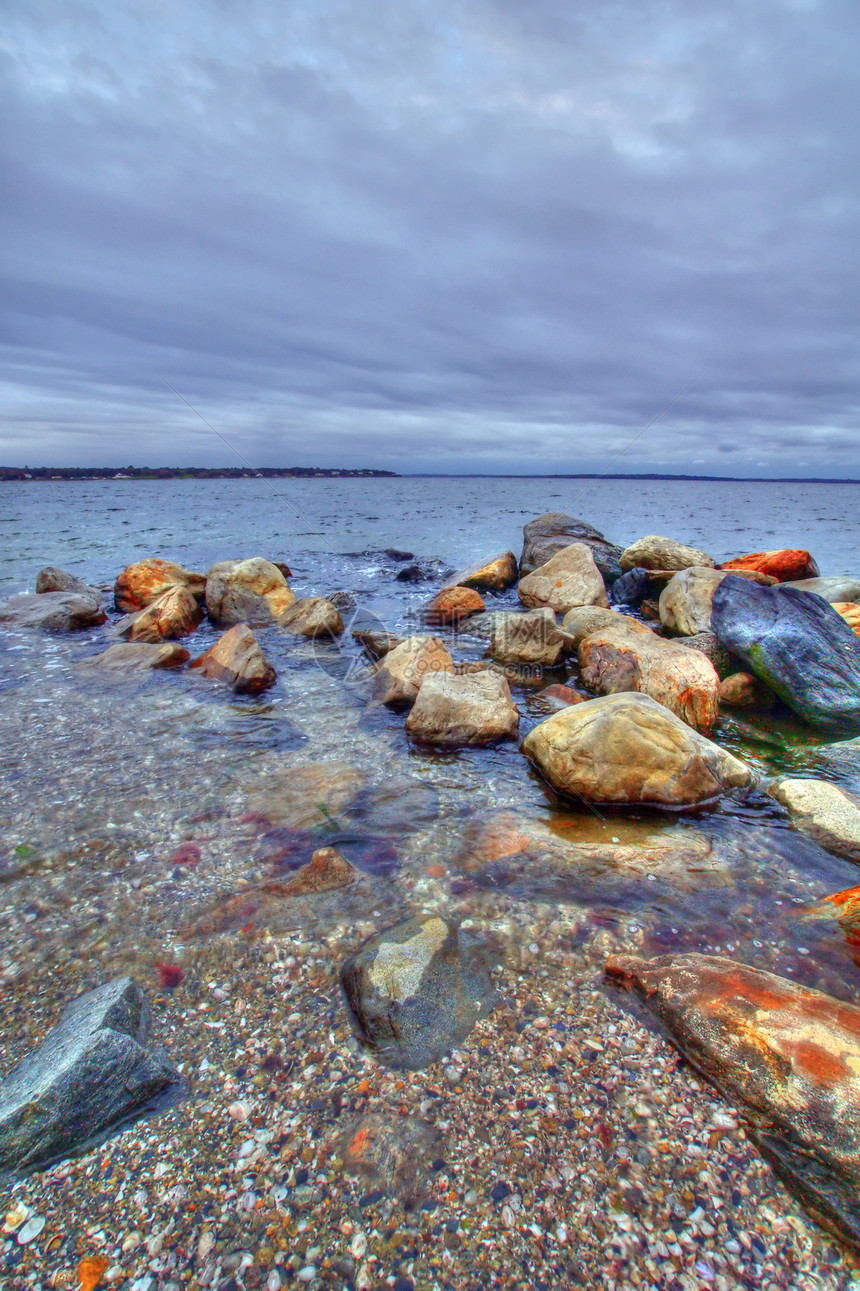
833;602;860;637
191;624;276;694
120;585;203;642
114;558;205;613
721;549;819;581
606;951;860;1251
536;683;584;709
278;596;344;637
807;883;860;939
77;1256;110;1291
446;551;519;591
205;557;295;625
426;586;485;625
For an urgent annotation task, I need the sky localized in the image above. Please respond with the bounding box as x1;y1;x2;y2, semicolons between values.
1;0;859;475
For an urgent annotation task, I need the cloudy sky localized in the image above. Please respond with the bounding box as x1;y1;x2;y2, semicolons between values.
1;0;858;474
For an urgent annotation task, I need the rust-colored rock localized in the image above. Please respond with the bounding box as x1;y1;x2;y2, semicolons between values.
120;585;203;642
808;884;860;939
371;636;454;707
606;950;860;1252
446;551;518;591
191;624;276;694
721;549;819;582
536;683;584;709
426;586;485;625
833;603;860;637
114;558;205;613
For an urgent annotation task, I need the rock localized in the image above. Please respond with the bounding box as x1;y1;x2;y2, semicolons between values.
0;978;185;1178
394;559;452;584
352;628;404;660
561;605;644;647
191;625;276;694
535;683;584;710
807;883;860;938
0;592;107;633
721;549;819;581
674;631;736;680
520;513;623;581
834;603;860;637
620;535;715;573
114;558;205;614
205;558;295;625
339;914;497;1070
521;692;752;807
518;543;609;614
783;577;860;604
371;636;454;707
405;671;519;746
445;552;518;591
489;608;568;667
271;846;359;896
394;563;426;583
118;586;203;643
327;590;356;613
340;1112;441;1209
243;762;365;829
720;672;770;707
36;567;98;596
658;568;726;636
711;577;860;733
278;597;344;638
578;619;720;731
79;643;190;673
608;567;650;607
605;951;860;1253
769;778;860;863
425;586;485;626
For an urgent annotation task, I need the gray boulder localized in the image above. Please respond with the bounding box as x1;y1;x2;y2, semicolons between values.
36;567;100;597
783;577;860;604
0;978;185;1178
0;592;107;632
520;513;623;582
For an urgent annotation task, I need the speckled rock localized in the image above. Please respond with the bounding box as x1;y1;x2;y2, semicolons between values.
119;585;203;642
191;624;276;694
114;558;205;613
0;978;185;1178
371;636;454;707
278;596;344;638
79;642;190;672
518;543;609;614
205;557;295;625
445;552;518;591
406;670;519;746
721;549;819;581
769;778;860;863
36;567;100;597
0;592;107;632
606;951;860;1253
425;586;486;625
620;535;715;573
340;914;498;1069
489;608;568;667
521;692;752;807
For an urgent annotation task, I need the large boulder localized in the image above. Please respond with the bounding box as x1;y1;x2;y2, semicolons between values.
489;608;568;667
606;952;860;1253
783;577;860;604
445;552;518;592
405;671;519;746
721;549;819;581
371;636;454;707
425;586;485;626
278;596;344;638
340;914;497;1070
191;624;276;694
205;558;295;625
0;592;107;632
561;605;644;647
521;692;752;808
769;778;860;863
79;642;190;673
518;543;609;614
620;535;715;573
114;558;205;614
117;585;203;643
520;513;623;582
36;567;100;597
578;618;720;731
710;577;860;734
658;567;725;636
0;978;184;1178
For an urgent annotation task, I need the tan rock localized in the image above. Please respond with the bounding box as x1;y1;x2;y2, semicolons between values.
769;777;860;863
620;535;715;573
205;558;295;625
120;585;203;642
114;558;205;613
79;642;190;672
446;551;518;591
518;543;609;614
720;671;770;707
269;846;359;896
489;608;568;667
561;605;644;646
278;596;344;638
243;762;365;829
191;624;276;694
521;692;752;807
578;618;720;731
371;636;454;707
406;671;519;746
425;586;485;625
834;602;860;637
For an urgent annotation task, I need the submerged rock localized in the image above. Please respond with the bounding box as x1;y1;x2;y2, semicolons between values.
606;951;860;1253
278;596;344;638
518;543;609;614
273;846;359;895
0;978;185;1178
425;586;486;625
445;551;518;591
620;535;715;573
340;914;497;1069
521;692;752;808
118;585;203;642
205;557;295;625
114;558;205;613
520;513;623;582
721;549;819;581
79;642;190;672
535;683;584;710
0;592;107;632
371;636;454;707
489;608;568;667
769;778;860;863
191;624;276;694
711;577;860;733
406;670;519;746
36;567;100;597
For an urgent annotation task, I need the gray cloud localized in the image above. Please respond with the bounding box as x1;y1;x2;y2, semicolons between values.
1;0;859;473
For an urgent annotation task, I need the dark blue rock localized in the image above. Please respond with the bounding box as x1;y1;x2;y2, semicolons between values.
710;576;860;734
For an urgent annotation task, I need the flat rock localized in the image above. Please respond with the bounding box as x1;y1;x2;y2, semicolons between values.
114;558;205;614
606;951;860;1252
721;549;819;581
118;585;203;642
205;557;295;625
518;543;609;614
711;577;860;733
489;608;568;667
769;778;860;863
36;567;100;596
340;914;497;1069
0;978;185;1178
521;692;752;808
191;624;276;694
79;642;190;673
406;670;519;746
520;513;623;581
371;636;454;707
278;596;344;638
444;551;518;591
0;592;107;632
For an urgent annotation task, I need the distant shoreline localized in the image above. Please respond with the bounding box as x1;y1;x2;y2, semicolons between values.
3;469;859;484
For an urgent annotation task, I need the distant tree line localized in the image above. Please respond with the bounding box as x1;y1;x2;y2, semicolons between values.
0;466;398;481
